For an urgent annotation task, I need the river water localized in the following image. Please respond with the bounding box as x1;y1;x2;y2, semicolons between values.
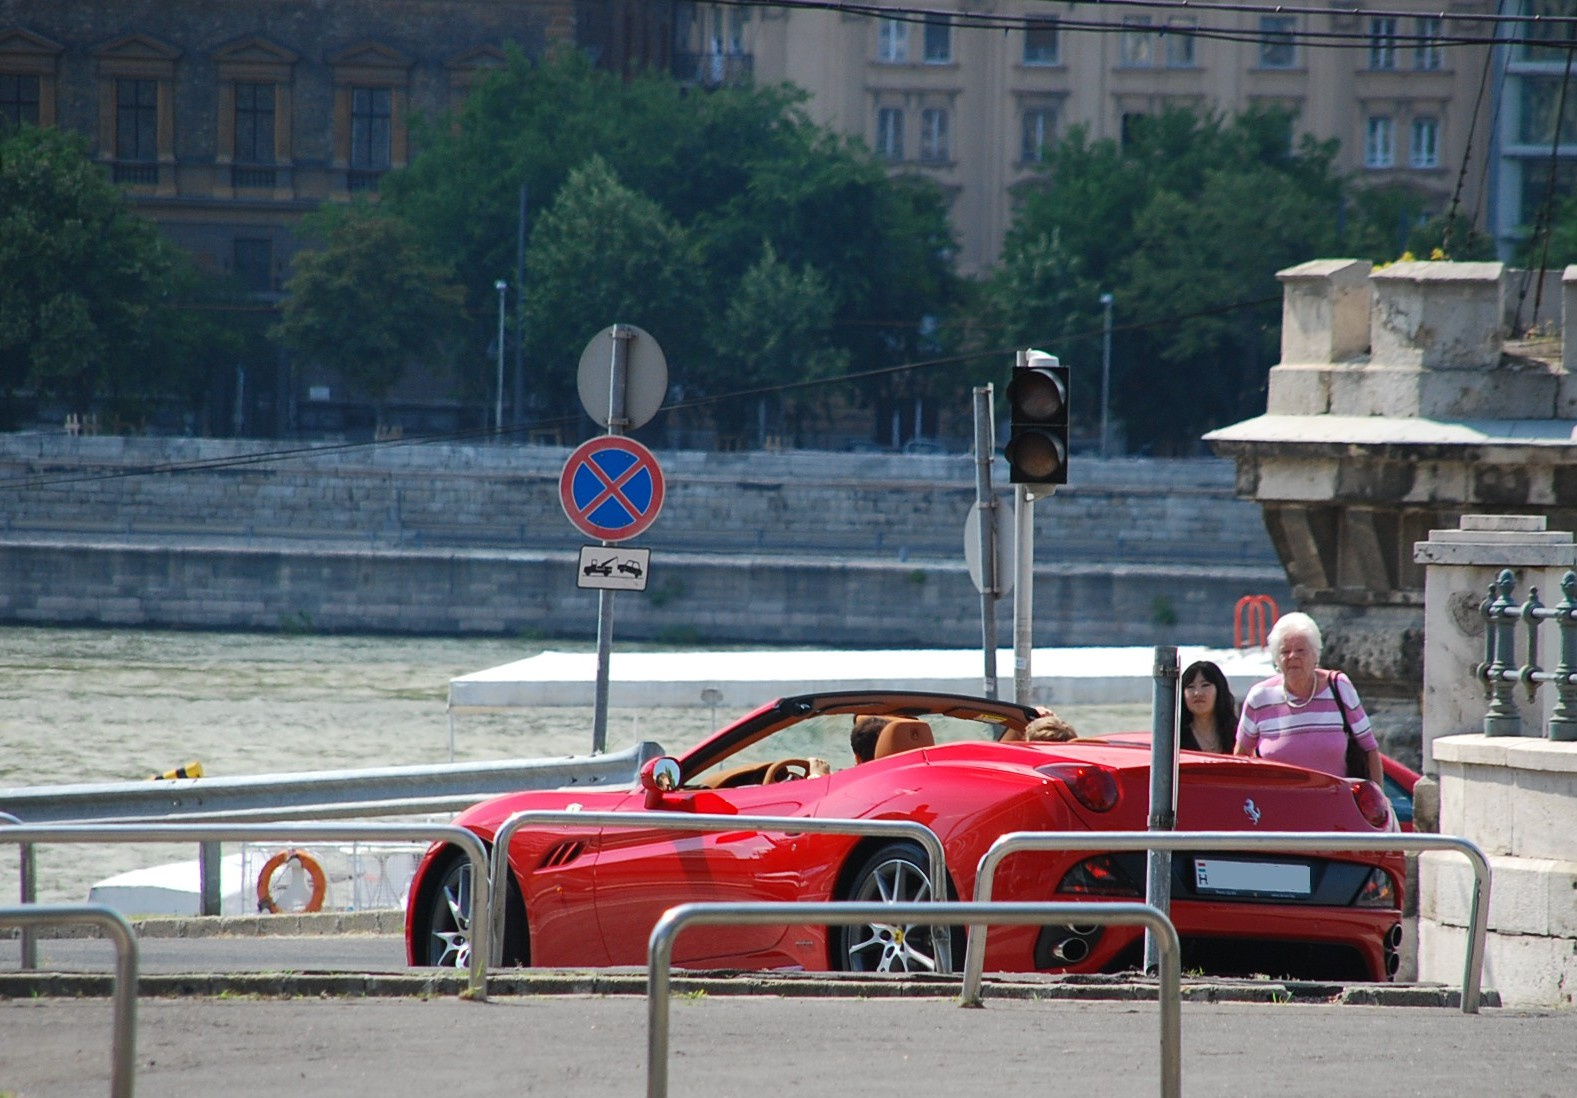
0;625;1147;904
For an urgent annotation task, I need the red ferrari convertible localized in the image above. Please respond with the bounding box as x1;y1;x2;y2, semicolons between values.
406;690;1404;981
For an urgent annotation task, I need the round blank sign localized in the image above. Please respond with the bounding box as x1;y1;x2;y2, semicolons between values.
577;324;669;430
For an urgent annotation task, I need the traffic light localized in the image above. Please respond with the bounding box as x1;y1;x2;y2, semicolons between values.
1004;350;1069;486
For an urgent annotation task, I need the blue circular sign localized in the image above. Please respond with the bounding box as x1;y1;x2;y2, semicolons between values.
559;436;665;542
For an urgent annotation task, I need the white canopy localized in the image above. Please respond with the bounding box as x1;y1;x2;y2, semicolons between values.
447;646;1275;712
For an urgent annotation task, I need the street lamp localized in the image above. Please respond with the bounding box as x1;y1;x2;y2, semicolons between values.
1099;292;1114;460
494;279;507;439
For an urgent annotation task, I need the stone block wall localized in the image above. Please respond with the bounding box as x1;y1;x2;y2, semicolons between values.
0;439;1289;646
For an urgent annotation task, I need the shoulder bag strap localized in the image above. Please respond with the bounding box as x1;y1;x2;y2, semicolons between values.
1329;671;1355;740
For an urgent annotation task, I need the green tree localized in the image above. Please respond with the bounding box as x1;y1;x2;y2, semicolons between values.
704;242;850;438
271;205;466;423
522;157;704;416
0;124;178;421
384;51;957;435
984;107;1353;452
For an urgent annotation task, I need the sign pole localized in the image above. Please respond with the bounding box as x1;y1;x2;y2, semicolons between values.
591;326;634;756
972;386;998;699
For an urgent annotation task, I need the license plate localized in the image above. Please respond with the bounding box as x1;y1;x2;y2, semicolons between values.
1194;858;1311;898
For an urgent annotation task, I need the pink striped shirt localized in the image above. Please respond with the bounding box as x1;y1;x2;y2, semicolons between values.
1234;672;1377;778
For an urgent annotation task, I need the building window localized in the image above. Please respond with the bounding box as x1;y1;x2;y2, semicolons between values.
1021;108;1057;163
1164;19;1197;67
1415;17;1444;70
1518;75;1577;145
1409;117;1440;168
0;73;40;128
876;107;903;160
919;107;949;162
349;86;392;190
1023;19;1059;65
114;77;159;183
877;18;908;63
1121;17;1156;66
1365;115;1395;168
1259;16;1297;68
232;82;276;189
233;238;273;293
1368;17;1399;70
922;14;951;63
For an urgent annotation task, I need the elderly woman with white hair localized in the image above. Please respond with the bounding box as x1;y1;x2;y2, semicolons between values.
1233;612;1383;783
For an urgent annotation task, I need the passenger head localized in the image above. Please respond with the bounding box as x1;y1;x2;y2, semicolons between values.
1180;660;1236;731
1266;612;1322;671
850;715;890;763
1025;712;1077;742
1001;710;1077;742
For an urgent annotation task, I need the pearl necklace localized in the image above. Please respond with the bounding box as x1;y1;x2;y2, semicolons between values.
1284;677;1318;709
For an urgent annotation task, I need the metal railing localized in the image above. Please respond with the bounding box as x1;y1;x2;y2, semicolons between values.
961;831;1492;1013
489;811;950;970
0;811;37;968
647;901;1180;1098
1;748;652;916
0;745;654;824
1478;567;1577;739
0;822;491;998
0;903;138;1098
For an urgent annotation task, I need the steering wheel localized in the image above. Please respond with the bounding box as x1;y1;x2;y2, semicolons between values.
764;757;813;783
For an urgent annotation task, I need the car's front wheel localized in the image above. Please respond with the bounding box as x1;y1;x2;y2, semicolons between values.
418;850;529;968
834;841;956;973
424;856;473;968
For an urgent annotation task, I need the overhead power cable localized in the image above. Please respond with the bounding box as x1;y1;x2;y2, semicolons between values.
1;296;1279;492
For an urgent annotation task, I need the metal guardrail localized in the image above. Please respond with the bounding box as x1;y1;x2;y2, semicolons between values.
489;811;951;971
961;831;1492;1014
0;745;656;824
647;901;1181;1098
0;903;138;1098
0;811;37;968
0;822;491;999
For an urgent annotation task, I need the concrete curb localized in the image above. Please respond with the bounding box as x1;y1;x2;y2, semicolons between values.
14;909;407;939
0;966;1498;1008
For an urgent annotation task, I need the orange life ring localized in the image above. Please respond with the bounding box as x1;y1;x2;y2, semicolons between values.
256;848;328;914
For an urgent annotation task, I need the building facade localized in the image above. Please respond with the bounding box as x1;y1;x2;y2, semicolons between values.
676;1;1498;274
1491;0;1577;256
0;1;583;290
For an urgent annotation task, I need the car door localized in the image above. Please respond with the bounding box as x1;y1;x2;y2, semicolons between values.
590;776;829;965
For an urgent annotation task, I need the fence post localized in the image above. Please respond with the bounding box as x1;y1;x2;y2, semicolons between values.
1481;570;1521;736
1551;573;1577;741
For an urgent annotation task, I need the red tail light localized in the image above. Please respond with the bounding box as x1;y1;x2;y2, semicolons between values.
1058;854;1143;896
1036;763;1120;812
1352;779;1392;829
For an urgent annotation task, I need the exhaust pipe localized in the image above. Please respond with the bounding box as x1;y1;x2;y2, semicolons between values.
1049;935;1091;964
1386;924;1404;951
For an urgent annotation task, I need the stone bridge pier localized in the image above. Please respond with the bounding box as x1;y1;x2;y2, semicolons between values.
1207;260;1577;771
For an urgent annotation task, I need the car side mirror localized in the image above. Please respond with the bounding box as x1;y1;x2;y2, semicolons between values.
640;756;682;809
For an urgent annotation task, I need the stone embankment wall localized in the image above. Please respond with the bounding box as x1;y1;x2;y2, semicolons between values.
0;437;1288;646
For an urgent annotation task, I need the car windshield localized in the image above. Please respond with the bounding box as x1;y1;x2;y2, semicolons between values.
688;708;1009;782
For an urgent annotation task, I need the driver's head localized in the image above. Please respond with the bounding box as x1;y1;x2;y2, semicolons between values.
850;715;890;763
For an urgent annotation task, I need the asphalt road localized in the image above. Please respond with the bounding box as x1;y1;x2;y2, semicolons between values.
3;988;1575;1098
1;932;1574;1097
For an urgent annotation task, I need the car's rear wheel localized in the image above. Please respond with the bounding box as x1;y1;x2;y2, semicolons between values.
420;850;529;968
834;841;956;973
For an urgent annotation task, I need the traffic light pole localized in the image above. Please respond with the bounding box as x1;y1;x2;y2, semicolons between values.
972;386;998;700
1004;346;1069;706
1013;482;1035;704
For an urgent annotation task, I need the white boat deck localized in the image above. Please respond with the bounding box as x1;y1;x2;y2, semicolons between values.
448;646;1276;711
